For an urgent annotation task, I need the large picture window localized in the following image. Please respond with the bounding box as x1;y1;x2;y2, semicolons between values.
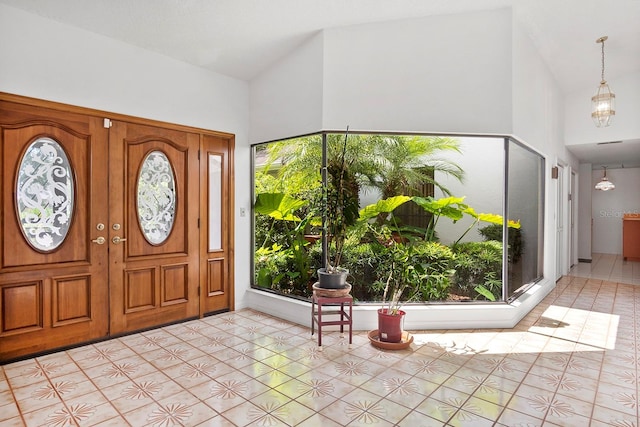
252;132;544;304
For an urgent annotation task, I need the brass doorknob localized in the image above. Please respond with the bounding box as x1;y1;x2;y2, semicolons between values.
112;236;127;244
91;236;106;245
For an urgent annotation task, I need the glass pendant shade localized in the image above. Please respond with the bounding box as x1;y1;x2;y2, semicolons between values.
592;36;615;127
594;167;615;191
591;81;615;127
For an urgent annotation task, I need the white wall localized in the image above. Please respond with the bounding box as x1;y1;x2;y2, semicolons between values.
249;33;324;143
0;5;247;135
0;4;252;309
249;9;514;143
321;9;513;135
511;21;564;158
564;71;640;146
433;137;505;245
591;167;640;254
511;19;580;282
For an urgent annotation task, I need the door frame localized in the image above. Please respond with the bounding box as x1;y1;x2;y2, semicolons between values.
200;134;235;316
555;159;571;280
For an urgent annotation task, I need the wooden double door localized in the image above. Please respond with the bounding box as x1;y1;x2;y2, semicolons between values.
0;94;234;361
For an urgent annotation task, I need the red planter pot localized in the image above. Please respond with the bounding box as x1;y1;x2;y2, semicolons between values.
377;308;405;343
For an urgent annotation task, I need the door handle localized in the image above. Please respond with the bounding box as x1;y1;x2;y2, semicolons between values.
112;236;127;244
92;236;106;245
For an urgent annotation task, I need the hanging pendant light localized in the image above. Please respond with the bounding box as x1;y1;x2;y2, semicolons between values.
591;36;615;127
595;166;615;191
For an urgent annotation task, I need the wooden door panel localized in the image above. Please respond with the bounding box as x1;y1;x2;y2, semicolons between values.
124;267;155;313
200;134;234;315
1;280;42;335
51;274;92;326
206;258;225;296
125;137;188;258
0;98;109;361
2;124;90;268
161;263;189;305
109;121;199;334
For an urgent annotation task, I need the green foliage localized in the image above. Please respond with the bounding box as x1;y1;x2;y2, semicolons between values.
358;195;413;222
254;243;315;297
412;196;468;241
451;241;503;301
324;132;360;271
254;192;308;221
362;135;464;198
478;223;523;263
362;239;456;306
252;133;514;304
405;241;456;302
474;285;497;302
254;212;288;252
412;196;520;244
341;243;391;301
253;192;317;297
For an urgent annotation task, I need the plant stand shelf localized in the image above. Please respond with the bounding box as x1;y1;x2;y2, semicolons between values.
311;286;353;348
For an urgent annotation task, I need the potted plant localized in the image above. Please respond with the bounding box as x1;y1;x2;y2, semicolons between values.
356;196;420;343
317;129;360;289
375;240;426;342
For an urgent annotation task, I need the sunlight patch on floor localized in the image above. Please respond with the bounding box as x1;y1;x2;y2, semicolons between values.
528;305;619;350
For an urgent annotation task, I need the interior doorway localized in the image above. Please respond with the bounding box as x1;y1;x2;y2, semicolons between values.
555;161;572;281
570;169;577;268
555;162;566;280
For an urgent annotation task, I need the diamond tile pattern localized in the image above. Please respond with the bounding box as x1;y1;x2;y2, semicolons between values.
1;256;639;426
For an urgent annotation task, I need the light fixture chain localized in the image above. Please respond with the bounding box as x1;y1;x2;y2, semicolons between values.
601;38;606;82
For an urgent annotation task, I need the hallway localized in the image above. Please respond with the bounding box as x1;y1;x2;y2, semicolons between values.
1;256;638;426
570;253;640;285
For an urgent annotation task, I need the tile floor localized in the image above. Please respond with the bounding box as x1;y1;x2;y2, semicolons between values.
569;252;640;285
1;255;639;426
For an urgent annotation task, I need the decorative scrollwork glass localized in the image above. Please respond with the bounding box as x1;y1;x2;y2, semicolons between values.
137;150;176;245
16;137;75;251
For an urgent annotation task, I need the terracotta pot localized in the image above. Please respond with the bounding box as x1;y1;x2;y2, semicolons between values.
377;308;405;343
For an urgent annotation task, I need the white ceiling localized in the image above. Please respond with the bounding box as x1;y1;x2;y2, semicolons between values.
2;0;639;167
567;139;640;170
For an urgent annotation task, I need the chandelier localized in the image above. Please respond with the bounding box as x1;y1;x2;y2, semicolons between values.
594;166;615;191
591;36;615;127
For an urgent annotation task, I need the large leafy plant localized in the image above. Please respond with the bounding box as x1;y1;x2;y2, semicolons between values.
412;196;521;244
358;196;427;313
254;192;316;292
323;131;360;273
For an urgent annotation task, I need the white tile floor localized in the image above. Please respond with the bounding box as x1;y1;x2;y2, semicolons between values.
1;254;639;426
570;252;640;285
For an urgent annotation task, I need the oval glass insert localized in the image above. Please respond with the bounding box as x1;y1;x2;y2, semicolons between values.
137;150;176;244
16;137;75;252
